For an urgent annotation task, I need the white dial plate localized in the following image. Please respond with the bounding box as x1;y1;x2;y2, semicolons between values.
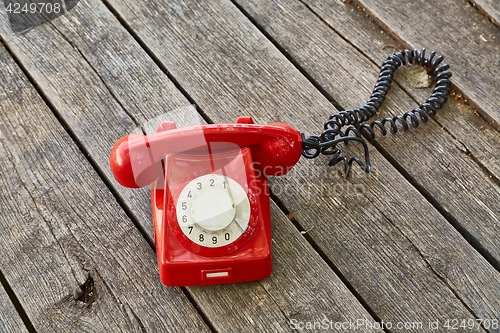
176;174;251;248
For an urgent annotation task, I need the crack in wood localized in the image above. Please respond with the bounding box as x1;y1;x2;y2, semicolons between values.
370;203;486;325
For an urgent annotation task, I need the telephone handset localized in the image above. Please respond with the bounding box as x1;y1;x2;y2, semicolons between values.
110;116;302;286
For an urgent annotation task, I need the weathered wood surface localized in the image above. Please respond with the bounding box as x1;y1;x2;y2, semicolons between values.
295;0;500;181
0;40;210;333
191;203;382;332
0;283;29;333
1;0;499;331
0;0;381;331
471;0;500;28
355;0;500;132
235;0;500;295
99;0;499;329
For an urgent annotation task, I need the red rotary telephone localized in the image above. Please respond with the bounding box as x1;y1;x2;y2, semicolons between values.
110;116;302;286
109;49;450;286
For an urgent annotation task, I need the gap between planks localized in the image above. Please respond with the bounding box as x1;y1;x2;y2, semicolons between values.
0;269;33;333
0;27;218;333
468;0;500;29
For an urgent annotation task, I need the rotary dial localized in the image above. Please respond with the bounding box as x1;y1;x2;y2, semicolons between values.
176;174;251;248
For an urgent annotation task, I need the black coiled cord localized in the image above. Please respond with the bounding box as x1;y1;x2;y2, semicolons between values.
302;48;452;175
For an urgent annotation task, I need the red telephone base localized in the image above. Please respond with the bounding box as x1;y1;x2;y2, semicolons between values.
152;147;273;286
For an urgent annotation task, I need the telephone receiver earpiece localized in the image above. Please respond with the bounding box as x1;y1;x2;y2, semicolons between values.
109;117;303;188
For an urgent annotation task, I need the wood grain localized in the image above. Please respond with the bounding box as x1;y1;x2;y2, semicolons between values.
0;0;381;330
234;0;500;266
0;41;210;333
234;0;500;324
391;68;500;181
0;283;29;333
470;0;500;28
190;203;383;333
295;0;500;181
354;0;500;131
100;0;499;329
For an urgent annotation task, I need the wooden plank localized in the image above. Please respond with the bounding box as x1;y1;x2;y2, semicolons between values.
296;0;500;204
352;0;500;131
470;0;500;28
0;0;381;330
0;283;29;333
98;0;500;328
0;43;210;333
234;0;500;267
